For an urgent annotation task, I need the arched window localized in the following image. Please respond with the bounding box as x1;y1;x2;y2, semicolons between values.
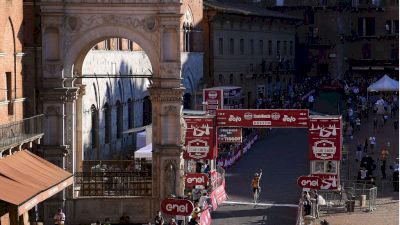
143;96;152;126
104;103;111;144
183;24;192;52
116;101;123;139
127;99;134;129
91;105;98;149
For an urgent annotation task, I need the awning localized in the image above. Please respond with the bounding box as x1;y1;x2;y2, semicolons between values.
135;143;152;159
0;150;73;215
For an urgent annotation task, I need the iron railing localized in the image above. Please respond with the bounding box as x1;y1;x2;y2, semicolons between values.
0;114;44;155
82;159;152;173
318;180;378;213
74;171;152;197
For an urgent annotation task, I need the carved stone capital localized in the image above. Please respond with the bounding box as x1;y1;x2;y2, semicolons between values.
39;87;80;102
148;87;184;102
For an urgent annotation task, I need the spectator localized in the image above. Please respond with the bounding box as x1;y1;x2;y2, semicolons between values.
355;117;361;131
369;136;376;154
356;143;363;162
390;159;399;192
54;208;65;225
199;191;209;210
358;167;368;181
303;195;312;216
312;190;320;218
168;218;177;225
192;187;201;202
383;114;389;126
188;218;198;225
154;211;164;225
363;137;369;153
308;95;315;109
191;202;201;221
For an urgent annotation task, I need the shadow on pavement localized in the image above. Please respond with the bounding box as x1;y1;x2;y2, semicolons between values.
211;205;297;225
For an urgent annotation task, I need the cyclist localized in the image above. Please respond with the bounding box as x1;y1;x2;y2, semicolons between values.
251;169;263;202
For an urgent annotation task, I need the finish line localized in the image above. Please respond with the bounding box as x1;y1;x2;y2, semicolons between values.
222;201;298;208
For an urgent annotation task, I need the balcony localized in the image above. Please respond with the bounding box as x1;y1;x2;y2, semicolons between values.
0;115;44;156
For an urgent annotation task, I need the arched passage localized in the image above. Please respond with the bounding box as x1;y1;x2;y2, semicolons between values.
63;25;160;79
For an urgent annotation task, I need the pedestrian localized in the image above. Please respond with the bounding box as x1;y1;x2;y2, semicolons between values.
303;196;312;216
154;211;164;225
308;95;314;110
356;143;363;162
188;218;198;225
168;218;177;225
53;208;65;225
312;190;320;218
381;160;387;179
380;146;389;164
192;187;201;202
390;159;399;192
359;167;368;181
363;137;369;153
373;117;378;131
199;191;209;210
191;202;201;221
391;103;397;118
369;136;376;154
383;114;389;125
355;117;361;131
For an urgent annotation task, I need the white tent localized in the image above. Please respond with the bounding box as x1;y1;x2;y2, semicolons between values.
134;143;152;159
367;75;399;92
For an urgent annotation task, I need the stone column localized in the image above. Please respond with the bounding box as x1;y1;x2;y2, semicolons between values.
149;85;185;202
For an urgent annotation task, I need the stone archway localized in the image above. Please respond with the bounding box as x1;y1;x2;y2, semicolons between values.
39;3;186;224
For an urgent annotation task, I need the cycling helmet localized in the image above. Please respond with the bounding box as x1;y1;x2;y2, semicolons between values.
254;173;259;177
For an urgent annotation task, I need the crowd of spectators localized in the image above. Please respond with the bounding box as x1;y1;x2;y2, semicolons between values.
253;75;333;110
341;73;399;191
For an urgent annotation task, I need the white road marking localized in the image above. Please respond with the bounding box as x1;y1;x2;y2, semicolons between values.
222;200;298;208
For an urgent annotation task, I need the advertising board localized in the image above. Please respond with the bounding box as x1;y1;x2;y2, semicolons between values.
308;117;342;160
183;117;216;160
204;89;223;115
161;198;194;216
216;109;309;128
217;128;242;143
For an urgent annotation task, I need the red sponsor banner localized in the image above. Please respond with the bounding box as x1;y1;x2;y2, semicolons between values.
217;128;242;143
308;117;342;160
216;109;309;128
185;173;209;188
199;209;212;225
297;176;323;189
160;198;194;216
210;191;218;210
312;174;340;190
204;89;223;115
213;184;227;205
183;117;216;160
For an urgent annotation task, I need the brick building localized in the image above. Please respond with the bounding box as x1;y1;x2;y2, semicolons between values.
0;0;43;155
203;1;301;107
261;0;399;80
